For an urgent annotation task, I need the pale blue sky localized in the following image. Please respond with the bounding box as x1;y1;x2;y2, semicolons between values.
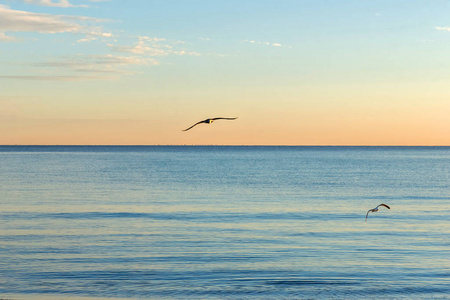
1;0;449;145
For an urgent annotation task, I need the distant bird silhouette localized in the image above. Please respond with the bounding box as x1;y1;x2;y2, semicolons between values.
182;117;238;131
365;204;390;222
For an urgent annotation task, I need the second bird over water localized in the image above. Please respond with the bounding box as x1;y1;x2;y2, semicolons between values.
365;204;391;222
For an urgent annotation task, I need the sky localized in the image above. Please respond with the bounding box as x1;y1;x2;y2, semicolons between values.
0;0;449;145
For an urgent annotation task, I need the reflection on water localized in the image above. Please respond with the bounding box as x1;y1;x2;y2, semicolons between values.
0;146;449;299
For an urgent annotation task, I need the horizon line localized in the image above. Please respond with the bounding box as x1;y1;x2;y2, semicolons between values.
1;145;449;147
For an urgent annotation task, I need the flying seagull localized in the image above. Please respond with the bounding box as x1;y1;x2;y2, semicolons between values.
365;204;390;222
182;117;238;131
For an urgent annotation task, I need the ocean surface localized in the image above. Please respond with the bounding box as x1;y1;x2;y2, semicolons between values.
0;146;449;299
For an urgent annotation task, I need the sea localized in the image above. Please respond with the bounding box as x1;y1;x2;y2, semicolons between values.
0;146;449;300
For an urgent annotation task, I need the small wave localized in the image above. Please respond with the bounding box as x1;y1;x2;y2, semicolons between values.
1;211;362;222
266;279;360;286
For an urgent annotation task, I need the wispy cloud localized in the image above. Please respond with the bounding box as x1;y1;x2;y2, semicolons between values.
2;53;159;81
243;39;290;48
109;36;169;55
0;4;111;40
33;54;158;74
76;29;114;43
109;35;201;57
1;4;200;81
0;31;17;41
20;0;89;8
0;4;79;34
435;26;450;32
0;75;102;81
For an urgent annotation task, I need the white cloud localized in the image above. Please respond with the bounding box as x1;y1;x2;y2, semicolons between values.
243;39;289;48
87;54;158;67
0;31;17;41
76;36;96;43
0;5;111;40
436;26;450;32
75;29;113;43
20;0;89;8
88;31;113;37
109;36;169;55
0;4;80;33
110;44;168;56
119;36;168;54
172;50;201;56
109;36;200;57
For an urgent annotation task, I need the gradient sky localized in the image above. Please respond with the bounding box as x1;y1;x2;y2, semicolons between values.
1;0;449;145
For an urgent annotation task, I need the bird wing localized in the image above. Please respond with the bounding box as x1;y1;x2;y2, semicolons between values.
211;117;238;121
378;204;390;209
365;210;371;222
182;120;207;131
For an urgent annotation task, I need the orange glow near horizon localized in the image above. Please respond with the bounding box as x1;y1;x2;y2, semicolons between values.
1;98;448;146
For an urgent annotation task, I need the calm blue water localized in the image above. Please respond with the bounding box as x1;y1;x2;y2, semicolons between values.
0;146;449;299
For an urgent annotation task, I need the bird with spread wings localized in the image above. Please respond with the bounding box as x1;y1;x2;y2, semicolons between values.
182;117;238;131
365;204;390;222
